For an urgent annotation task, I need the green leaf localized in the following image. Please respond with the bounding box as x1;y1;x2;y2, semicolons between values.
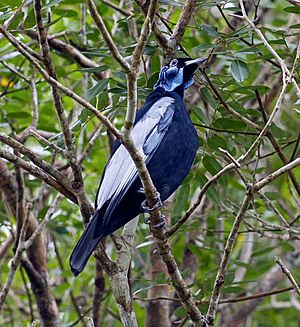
207;135;227;151
78;65;110;73
147;72;159;89
196;173;220;204
270;124;288;138
231;60;249;83
172;184;190;217
203;156;227;187
0;0;20;7
284;6;300;14
264;192;280;200
200;24;219;37
6;112;31;119
87;79;109;101
223;286;245;294
54;9;78;17
252;246;276;258
224;271;235;285
192;106;209;124
213;118;247;131
234;261;255;271
200;87;218;109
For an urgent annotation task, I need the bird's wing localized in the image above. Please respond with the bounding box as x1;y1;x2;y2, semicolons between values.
96;96;175;210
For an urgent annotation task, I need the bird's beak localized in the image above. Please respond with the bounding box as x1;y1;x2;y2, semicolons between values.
185;58;207;67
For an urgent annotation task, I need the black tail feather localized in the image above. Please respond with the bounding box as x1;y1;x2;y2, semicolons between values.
70;209;104;276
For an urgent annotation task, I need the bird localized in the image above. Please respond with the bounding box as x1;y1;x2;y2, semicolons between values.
70;57;205;276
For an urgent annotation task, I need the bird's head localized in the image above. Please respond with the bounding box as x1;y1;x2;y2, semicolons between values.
154;58;206;95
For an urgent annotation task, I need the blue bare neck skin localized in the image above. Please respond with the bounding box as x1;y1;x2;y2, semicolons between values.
154;66;194;98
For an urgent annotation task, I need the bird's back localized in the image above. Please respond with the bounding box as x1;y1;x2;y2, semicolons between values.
146;91;198;201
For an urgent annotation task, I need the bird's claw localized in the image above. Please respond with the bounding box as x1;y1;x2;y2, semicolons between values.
152;214;167;230
202;316;210;327
141;191;163;213
144;214;167;230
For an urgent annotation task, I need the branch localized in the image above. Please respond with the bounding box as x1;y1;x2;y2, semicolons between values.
26;30;105;79
224;249;300;326
0;132;73;191
131;0;157;71
33;0;88;208
0;147;77;203
135;0;170;53
29;129;66;156
206;192;253;325
275;256;300;296
24;194;62;250
53;238;88;326
87;0;131;73
0;234;14;260
206;157;300;325
101;0;132;17
30;74;39;129
135;284;300;304
0;25;121;139
109;218;139;327
0;204;30;313
124;0;158;129
171;0;197;45
166;163;234;237
253;158;300;191
238;0;300;98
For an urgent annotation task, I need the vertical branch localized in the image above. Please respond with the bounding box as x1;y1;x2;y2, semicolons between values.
0;205;30;312
108;218;139;327
206;192;253;325
146;203;172;327
0;159;61;326
87;0;131;72
125;0;158;132
206;158;300;325
33;0;93;221
92;260;105;327
170;0;197;45
30;73;39;129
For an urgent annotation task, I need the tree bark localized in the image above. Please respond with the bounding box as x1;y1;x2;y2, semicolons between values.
0;159;60;326
146;243;170;327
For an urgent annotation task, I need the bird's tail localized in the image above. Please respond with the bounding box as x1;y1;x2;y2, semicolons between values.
70;209;104;276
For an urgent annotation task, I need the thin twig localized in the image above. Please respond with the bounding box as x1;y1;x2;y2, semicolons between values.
30;74;39;129
0;147;77;203
34;0;91;220
24;194;62;249
0;204;30;312
274;256;300;296
206;158;300;325
0;132;72;191
134;284;300;304
87;0;131;73
29;129;66;156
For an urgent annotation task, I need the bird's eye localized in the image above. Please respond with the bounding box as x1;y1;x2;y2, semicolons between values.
170;59;178;67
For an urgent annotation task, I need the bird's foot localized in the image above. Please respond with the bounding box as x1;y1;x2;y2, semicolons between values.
153;214;167;229
144;214;167;230
141;191;163;213
201;316;210;327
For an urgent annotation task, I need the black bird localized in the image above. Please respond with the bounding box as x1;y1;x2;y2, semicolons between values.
70;58;205;276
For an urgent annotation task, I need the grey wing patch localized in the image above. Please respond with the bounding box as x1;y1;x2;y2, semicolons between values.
96;96;175;211
143;104;175;155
